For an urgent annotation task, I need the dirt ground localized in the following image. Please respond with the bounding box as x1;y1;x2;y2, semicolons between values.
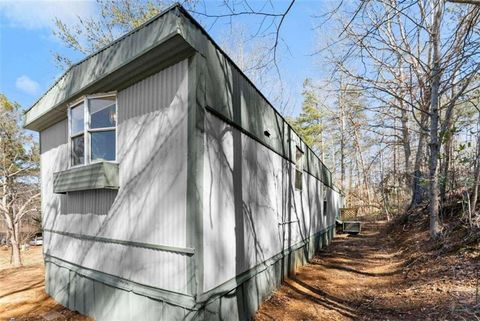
0;246;90;321
255;222;480;321
1;221;479;320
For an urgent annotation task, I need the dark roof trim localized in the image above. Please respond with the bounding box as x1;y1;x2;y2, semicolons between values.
174;5;335;184
24;3;183;115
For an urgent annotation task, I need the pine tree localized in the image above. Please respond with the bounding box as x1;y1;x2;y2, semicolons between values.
289;79;327;159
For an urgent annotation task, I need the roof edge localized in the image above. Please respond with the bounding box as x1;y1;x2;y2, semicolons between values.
24;3;183;116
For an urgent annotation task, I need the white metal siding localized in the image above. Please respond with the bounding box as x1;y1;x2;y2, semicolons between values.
40;59;190;294
202;113;341;292
114;59;188;248
45;232;188;292
41;119;69;232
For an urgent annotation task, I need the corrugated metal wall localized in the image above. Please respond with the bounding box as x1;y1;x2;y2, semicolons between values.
202;113;340;293
59;190;117;215
45;232;188;292
113;58;188;250
184;17;333;186
40;119;69;233
118;61;187;122
40;59;190;294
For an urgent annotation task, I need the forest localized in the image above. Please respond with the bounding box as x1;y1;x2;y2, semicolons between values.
286;0;480;240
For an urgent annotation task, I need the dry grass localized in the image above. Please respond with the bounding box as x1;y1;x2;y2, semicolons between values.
0;246;43;270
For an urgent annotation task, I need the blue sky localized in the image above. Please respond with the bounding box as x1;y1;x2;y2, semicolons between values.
0;0;333;116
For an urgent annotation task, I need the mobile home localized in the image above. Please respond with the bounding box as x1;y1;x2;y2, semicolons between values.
24;4;343;320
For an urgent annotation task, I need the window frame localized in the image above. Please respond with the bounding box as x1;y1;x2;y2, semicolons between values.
67;92;118;168
294;146;304;191
322;189;328;216
68;101;86;167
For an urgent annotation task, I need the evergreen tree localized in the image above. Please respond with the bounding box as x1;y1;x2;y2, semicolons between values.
290;79;327;158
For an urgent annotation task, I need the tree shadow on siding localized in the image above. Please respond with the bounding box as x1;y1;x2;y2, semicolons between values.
202;78;317;320
44;66;192;320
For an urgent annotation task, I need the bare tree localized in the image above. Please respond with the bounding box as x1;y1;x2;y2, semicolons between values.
0;94;40;267
52;0;174;69
471;110;480;214
312;0;479;234
427;0;445;237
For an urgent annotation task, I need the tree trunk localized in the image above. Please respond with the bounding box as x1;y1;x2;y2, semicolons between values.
10;239;22;267
471;114;480;215
429;103;441;238
339;85;346;189
352;124;371;204
2;174;24;267
380;141;391;221
320;118;325;163
439;127;452;208
428;0;444;238
410;111;428;209
401;107;411;186
397;56;411;189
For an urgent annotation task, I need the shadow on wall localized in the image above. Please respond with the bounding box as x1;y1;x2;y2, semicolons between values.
45;116;187;318
60;190;116;216
42;50;338;320
201;66;333;319
43;64;193;319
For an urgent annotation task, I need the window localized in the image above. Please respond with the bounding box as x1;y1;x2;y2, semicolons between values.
69;95;116;167
323;199;328;216
89;97;116;162
70;103;85;165
295;146;304;190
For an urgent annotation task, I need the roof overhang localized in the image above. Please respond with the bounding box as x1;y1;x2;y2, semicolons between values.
24;5;195;131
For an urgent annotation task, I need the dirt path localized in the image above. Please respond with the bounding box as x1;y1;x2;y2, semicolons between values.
255;222;479;321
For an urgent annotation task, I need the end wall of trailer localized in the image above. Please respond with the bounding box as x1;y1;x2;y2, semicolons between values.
40;59;194;320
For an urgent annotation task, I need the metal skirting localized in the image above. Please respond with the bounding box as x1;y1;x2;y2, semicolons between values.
45;225;335;320
45;254;196;309
45;258;194;321
197;225;335;304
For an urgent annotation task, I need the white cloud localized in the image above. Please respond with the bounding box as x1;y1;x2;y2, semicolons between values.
16;75;40;95
0;0;96;30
